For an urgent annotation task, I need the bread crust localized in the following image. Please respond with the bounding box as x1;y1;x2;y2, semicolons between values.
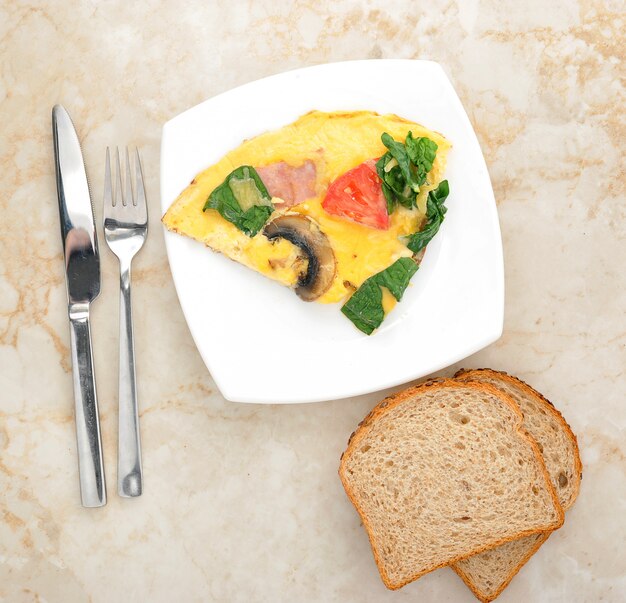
338;378;565;591
449;369;583;602
454;368;583;503
452;532;551;603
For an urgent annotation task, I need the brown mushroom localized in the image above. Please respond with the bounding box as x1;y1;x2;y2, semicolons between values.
263;214;336;301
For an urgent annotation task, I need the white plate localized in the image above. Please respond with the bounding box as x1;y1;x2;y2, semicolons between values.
160;60;504;404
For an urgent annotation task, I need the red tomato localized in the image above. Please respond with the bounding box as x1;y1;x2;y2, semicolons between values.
322;159;389;230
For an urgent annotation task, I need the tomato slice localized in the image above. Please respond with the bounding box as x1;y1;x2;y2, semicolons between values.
322;159;389;230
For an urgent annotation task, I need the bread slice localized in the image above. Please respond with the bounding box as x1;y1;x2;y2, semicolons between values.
339;379;564;590
451;369;582;602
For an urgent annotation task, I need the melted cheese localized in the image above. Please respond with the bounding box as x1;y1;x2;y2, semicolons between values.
162;111;450;304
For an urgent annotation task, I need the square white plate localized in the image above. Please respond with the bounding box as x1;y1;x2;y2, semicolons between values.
160;60;503;404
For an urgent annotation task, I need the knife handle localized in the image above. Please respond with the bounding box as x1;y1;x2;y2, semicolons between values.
68;302;107;507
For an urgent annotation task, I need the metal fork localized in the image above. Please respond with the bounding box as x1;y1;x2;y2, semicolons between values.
103;147;147;498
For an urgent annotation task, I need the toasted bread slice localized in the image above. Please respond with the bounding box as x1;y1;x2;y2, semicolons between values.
339;379;564;590
452;369;582;602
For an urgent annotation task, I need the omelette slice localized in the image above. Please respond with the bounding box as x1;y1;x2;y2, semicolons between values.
163;111;451;334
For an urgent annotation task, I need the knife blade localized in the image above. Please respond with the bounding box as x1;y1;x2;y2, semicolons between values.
52;105;106;507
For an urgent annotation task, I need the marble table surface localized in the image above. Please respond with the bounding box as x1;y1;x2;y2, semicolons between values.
1;1;624;602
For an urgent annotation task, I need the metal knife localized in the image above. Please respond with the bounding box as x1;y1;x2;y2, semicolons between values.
52;105;107;507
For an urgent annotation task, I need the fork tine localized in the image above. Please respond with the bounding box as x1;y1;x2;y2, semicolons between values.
125;147;134;206
104;147;113;207
134;149;147;218
115;147;125;206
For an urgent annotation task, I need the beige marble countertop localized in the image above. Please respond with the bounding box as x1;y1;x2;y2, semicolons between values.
1;1;625;602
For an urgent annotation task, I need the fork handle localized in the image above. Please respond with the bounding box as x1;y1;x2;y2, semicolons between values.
118;259;143;497
68;302;107;507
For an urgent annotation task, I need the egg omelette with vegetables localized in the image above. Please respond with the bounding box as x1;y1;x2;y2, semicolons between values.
162;111;451;334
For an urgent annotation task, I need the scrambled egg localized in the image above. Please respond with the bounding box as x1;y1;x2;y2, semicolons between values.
162;111;450;304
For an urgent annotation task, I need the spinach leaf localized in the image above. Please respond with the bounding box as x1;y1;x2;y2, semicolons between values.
240;205;274;236
376;153;397;214
341;279;385;336
203;166;273;237
376;153;414;213
381;133;419;193
341;257;419;335
381;181;396;215
377;132;439;213
405;180;450;254
405;133;438;186
375;257;420;300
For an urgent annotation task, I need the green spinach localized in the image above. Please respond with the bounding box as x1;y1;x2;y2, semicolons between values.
405;133;438;185
203;166;274;237
405;180;450;254
341;257;419;335
376;131;439;214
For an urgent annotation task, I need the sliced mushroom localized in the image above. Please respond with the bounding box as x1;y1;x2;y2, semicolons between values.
263;214;336;301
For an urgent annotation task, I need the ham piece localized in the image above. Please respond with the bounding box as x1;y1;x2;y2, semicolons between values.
256;160;317;208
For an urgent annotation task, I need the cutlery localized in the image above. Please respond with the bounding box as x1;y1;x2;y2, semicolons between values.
103;147;148;498
52;105;106;507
